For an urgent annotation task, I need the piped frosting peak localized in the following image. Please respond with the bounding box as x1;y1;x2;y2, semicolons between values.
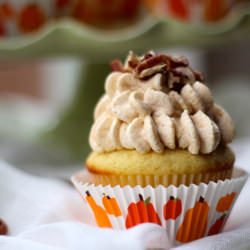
90;51;234;154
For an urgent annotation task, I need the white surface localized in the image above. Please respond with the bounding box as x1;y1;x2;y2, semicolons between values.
0;139;249;250
0;161;169;250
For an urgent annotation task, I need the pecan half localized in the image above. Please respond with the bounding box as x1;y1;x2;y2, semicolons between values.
172;67;196;82
139;64;166;79
135;54;169;75
125;51;140;70
142;51;156;61
193;69;204;82
168;55;189;68
110;60;124;72
170;68;188;79
0;218;8;235
128;60;138;69
169;81;185;93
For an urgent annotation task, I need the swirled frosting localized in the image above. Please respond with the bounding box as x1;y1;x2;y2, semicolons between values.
89;51;234;154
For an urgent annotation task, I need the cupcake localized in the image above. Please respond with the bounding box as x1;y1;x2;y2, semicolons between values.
72;51;247;246
86;51;235;187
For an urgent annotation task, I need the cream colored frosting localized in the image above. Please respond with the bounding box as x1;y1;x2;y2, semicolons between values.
90;53;234;155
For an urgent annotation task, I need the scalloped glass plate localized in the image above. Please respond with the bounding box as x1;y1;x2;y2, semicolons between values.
0;6;249;59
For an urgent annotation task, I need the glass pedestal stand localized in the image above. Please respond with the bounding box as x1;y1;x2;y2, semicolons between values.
43;62;110;160
0;12;249;162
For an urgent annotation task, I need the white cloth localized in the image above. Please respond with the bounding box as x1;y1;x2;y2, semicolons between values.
0;140;250;250
0;162;170;250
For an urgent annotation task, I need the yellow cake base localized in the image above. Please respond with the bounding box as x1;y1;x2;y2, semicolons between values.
85;146;234;187
86;146;234;175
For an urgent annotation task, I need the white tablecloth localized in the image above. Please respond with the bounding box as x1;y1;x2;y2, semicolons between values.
0;139;250;250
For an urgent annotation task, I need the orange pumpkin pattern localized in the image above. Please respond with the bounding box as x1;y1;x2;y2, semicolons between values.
18;4;46;33
102;194;122;217
203;0;229;22
85;191;112;228
176;196;210;243
163;196;182;220
126;194;162;229
208;214;227;236
0;19;5;36
0;20;6;37
120;0;140;19
0;3;15;20
55;0;72;9
142;0;158;13
72;0;96;25
216;192;236;213
81;188;238;241
167;0;190;20
72;0;140;27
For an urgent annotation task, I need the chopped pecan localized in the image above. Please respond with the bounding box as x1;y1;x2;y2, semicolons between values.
166;67;197;92
111;52;204;95
170;82;185;92
170;68;188;79
135;54;169;75
193;69;204;82
139;64;166;79
172;67;196;83
168;55;189;68
125;51;140;70
128;60;138;69
142;51;156;61
110;60;124;72
167;71;183;91
0;218;8;235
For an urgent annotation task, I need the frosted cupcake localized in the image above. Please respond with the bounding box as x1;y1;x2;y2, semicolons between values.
72;51;247;246
86;51;235;187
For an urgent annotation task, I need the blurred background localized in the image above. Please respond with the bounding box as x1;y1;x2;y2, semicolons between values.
0;0;249;177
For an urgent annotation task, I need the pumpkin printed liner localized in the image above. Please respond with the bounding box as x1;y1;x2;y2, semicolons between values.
72;168;247;247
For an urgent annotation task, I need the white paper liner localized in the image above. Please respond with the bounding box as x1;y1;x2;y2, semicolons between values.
72;168;248;247
84;167;233;187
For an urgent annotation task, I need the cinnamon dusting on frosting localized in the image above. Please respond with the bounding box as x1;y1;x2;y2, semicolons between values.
90;51;234;155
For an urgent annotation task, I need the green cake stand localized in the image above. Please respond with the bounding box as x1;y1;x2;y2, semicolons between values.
1;10;250;161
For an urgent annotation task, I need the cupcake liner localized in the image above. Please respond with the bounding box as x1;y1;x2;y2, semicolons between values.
84;167;233;187
72;168;248;247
